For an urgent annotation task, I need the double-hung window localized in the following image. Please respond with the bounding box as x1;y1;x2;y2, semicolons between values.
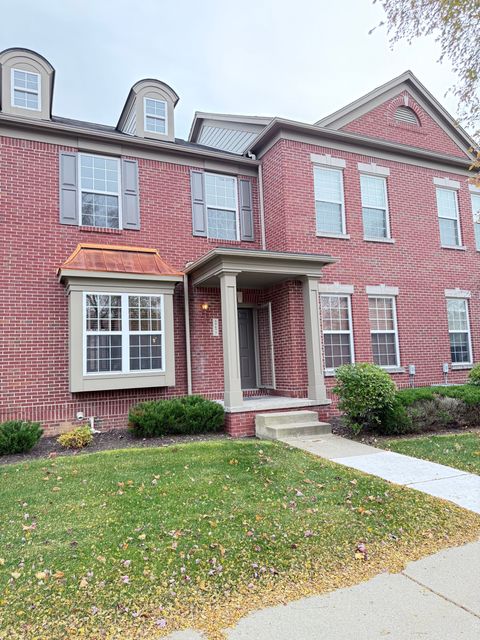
446;298;472;365
144;98;167;134
79;154;121;229
85;293;164;375
368;296;400;367
471;192;480;251
360;175;390;240
320;295;354;371
314;167;345;235
11;68;40;110
205;173;239;241
436;188;461;247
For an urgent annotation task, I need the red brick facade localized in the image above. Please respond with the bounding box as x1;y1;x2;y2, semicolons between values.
1;80;478;437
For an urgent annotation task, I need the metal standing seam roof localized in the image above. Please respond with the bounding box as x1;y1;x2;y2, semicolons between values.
58;243;184;277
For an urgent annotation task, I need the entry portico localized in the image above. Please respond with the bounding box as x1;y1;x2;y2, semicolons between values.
186;248;336;415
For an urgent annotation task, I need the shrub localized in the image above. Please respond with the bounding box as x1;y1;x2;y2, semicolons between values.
0;420;43;455
397;384;480;406
57;426;93;449
129;395;225;438
333;363;397;435
468;364;480;386
376;400;414;436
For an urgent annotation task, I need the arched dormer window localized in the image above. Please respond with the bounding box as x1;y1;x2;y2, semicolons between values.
117;79;179;142
394;105;420;126
0;48;54;120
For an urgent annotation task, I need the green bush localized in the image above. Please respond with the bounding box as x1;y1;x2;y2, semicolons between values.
57;426;93;449
468;364;480;386
333;363;397;435
0;420;43;455
129;395;225;438
397;384;480;407
376;400;414;436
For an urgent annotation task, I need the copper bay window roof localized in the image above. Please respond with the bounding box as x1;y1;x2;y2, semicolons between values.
58;243;184;280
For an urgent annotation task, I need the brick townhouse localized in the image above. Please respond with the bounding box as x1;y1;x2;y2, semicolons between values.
0;47;479;436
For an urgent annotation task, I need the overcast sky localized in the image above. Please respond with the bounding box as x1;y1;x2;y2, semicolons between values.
1;0;459;139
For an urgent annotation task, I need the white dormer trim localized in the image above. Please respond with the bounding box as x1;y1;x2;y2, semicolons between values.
357;162;390;177
444;288;471;299
433;177;460;189
366;284;399;296
311;153;346;169
318;282;354;294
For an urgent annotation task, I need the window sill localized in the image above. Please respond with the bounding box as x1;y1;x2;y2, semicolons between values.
381;366;405;374
441;245;466;251
451;363;473;371
72;371;174;392
364;237;395;244
324;370;336;377
80;226;123;235
316;232;351;240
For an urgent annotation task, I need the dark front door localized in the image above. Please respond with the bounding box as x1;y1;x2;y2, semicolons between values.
238;308;257;389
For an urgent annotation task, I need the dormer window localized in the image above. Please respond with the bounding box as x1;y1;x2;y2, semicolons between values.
11;68;40;110
394;105;419;126
117;79;179;142
0;48;54;120
144;98;167;134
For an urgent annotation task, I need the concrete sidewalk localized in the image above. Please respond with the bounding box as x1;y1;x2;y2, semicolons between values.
166;542;480;639
280;433;480;513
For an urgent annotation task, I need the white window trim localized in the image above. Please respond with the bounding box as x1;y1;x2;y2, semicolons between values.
78;153;122;229
320;294;355;374
360;174;392;240
144;97;168;135
357;162;390;177
311;153;346;169
83;292;165;376
368;295;401;369
469;183;480;194
436;186;463;248
11;68;41;111
444;288;471;299
318;283;354;295
433;177;460;190
366;284;399;296
471;191;480;251
205;172;240;241
314;166;347;236
446;297;473;367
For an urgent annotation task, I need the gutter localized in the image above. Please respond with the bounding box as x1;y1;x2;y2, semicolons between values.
0;113;260;168
249;118;473;169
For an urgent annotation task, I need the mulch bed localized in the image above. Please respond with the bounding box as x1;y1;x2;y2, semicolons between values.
0;430;229;466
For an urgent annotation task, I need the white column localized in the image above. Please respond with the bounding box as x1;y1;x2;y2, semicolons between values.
302;276;327;403
220;271;243;409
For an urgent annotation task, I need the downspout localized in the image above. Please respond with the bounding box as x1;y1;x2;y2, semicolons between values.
258;162;266;250
183;274;193;395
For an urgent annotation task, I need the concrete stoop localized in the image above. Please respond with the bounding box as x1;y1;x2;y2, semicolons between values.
255;410;331;440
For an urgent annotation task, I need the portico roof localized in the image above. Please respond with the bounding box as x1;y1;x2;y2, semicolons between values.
185;247;336;288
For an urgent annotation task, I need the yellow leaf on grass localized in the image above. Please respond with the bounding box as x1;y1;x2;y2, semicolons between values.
11;572;21;579
79;578;88;588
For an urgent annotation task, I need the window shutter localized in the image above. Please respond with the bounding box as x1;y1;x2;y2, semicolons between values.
239;179;254;241
121;159;140;230
191;170;207;237
59;152;79;225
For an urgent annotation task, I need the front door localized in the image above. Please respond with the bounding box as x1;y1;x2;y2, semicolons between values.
237;308;257;389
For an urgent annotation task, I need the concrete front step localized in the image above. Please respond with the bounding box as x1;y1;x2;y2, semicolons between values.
255;410;331;440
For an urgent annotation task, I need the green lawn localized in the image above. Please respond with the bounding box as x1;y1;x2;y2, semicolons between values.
379;433;480;474
1;440;479;639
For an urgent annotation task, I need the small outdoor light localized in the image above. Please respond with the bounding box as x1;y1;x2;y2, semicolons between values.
201;303;209;311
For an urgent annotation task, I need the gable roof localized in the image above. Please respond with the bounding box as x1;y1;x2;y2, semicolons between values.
315;70;476;156
189;112;272;154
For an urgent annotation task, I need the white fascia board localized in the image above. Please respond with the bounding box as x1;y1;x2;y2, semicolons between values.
433;177;460;189
444;288;471;298
318;282;354;294
357;162;390;177
366;284;399;296
311;153;346;168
